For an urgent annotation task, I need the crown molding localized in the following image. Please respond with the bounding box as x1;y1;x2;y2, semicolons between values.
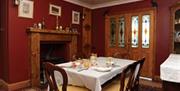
63;0;143;9
63;0;92;9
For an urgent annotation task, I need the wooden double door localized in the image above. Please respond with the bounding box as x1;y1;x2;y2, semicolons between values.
105;8;156;78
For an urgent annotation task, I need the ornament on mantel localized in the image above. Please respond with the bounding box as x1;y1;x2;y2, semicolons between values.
56;16;59;30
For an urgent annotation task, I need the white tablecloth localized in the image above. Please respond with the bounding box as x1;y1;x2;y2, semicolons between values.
56;57;135;91
160;54;180;83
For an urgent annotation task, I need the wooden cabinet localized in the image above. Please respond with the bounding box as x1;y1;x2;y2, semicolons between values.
170;2;180;53
105;8;156;78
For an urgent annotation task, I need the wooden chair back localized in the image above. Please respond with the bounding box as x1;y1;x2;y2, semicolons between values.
43;62;68;91
102;58;145;91
132;57;145;91
120;61;137;91
113;52;129;59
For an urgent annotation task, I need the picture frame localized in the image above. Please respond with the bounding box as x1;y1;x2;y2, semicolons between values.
49;4;61;16
72;11;80;24
18;0;34;18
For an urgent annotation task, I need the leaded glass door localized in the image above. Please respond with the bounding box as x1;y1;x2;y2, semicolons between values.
128;11;155;78
105;8;155;78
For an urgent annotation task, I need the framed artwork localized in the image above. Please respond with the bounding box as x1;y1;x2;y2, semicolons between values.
49;4;61;16
72;11;80;24
18;0;34;18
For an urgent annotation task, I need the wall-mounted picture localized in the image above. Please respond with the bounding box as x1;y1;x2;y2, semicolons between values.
72;11;80;24
49;4;61;16
18;0;34;18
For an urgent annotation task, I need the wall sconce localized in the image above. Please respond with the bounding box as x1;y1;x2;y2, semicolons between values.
14;0;22;5
151;0;158;8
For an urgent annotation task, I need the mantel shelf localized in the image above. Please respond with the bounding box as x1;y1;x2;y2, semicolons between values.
26;28;79;35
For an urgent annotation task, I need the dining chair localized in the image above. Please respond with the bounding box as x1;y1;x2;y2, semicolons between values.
113;52;129;59
44;62;68;91
131;57;145;91
102;57;145;91
43;62;90;91
103;62;137;91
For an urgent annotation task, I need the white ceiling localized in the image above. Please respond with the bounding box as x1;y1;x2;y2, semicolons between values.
63;0;143;9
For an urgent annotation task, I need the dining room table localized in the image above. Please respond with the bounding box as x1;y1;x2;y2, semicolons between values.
55;57;135;91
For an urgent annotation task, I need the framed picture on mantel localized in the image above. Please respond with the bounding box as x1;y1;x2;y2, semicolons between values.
18;0;34;18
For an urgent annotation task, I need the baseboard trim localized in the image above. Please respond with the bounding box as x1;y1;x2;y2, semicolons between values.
8;80;30;91
140;76;152;81
140;75;162;82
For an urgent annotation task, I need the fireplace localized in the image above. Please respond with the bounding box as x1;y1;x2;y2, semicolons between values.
40;42;69;63
27;29;78;87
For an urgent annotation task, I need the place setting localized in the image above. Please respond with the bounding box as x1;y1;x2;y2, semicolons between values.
57;54;123;74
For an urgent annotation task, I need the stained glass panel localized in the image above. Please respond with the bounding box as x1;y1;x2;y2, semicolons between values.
142;15;150;48
131;16;139;48
110;17;116;47
118;17;125;47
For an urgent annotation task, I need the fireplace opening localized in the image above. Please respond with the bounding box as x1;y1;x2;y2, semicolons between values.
40;41;69;84
40;41;70;63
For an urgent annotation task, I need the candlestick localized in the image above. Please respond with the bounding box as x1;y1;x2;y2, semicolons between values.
56;16;59;30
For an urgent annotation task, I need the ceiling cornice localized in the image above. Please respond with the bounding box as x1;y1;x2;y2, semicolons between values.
63;0;143;9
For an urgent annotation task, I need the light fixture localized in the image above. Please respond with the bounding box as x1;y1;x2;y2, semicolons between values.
151;0;158;8
14;0;22;5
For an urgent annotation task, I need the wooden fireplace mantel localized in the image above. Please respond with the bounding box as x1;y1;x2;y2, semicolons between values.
27;29;78;87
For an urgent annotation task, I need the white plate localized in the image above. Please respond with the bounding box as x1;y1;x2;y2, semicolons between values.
92;66;112;72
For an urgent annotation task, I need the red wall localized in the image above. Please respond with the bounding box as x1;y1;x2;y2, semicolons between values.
0;0;2;78
5;0;83;83
92;0;179;76
155;0;180;75
0;0;8;80
0;0;3;78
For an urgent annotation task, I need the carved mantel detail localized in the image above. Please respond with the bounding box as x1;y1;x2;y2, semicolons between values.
27;29;78;86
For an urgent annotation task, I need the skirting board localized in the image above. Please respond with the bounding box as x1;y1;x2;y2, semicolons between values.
8;80;30;91
140;75;162;82
140;76;152;81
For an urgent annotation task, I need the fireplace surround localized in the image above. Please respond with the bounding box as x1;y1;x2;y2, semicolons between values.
27;29;78;87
